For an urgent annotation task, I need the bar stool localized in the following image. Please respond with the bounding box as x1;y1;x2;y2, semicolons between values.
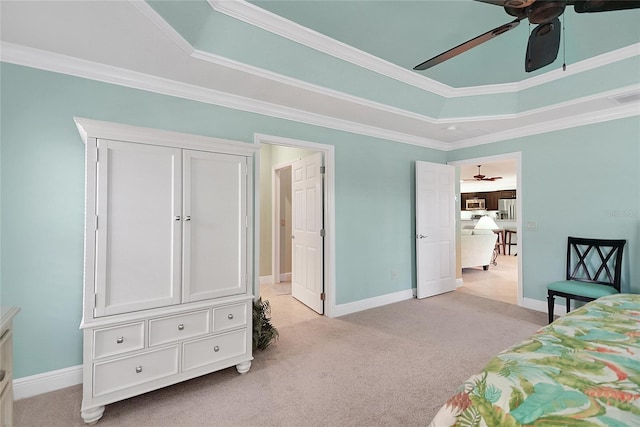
492;229;505;255
504;229;517;255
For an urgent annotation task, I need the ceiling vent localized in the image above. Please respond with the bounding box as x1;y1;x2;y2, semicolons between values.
610;91;640;105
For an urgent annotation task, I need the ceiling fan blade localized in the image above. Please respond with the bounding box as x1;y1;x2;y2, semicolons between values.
413;19;520;71
473;0;512;5
573;0;640;13
525;18;561;72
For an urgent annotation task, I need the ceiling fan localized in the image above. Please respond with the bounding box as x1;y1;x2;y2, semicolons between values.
414;0;640;73
464;165;503;181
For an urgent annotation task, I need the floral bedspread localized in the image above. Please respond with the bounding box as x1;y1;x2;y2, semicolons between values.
429;294;640;426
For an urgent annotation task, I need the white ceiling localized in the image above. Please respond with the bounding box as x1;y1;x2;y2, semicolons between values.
0;1;638;150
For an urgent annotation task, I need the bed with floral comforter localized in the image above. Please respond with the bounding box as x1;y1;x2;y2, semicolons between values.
429;294;640;427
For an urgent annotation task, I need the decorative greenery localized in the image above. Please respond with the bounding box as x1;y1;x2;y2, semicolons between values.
252;297;279;351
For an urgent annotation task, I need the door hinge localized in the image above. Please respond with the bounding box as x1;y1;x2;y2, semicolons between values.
320;166;326;174
95;215;99;230
320;229;325;237
94;293;97;307
320;292;326;301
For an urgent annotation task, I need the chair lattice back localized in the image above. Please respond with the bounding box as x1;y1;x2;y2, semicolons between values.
566;237;626;291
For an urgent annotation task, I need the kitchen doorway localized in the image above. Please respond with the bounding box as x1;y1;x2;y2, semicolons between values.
449;153;522;307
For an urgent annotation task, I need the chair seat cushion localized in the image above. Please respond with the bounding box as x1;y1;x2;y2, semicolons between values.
547;280;619;299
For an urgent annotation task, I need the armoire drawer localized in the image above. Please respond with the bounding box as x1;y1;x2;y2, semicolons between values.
148;310;210;347
93;345;179;397
93;322;145;359
182;329;247;371
213;303;247;332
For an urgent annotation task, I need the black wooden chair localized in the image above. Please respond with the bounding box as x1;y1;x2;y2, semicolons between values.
547;237;626;324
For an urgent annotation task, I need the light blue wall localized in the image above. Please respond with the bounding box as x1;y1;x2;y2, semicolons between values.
2;63;638;382
0;63;445;379
447;117;640;301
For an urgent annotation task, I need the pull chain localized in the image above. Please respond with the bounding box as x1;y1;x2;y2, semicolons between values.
562;2;567;71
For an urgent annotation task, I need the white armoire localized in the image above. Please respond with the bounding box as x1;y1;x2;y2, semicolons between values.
76;118;257;424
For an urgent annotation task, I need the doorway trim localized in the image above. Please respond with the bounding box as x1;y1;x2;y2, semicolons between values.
271;161;293;285
254;133;336;317
448;152;523;307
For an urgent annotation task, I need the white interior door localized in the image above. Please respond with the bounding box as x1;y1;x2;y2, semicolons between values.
291;153;324;314
416;161;456;299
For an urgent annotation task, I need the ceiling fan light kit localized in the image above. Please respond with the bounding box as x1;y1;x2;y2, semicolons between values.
413;0;640;73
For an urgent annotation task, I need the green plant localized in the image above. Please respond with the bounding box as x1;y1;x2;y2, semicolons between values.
253;297;279;351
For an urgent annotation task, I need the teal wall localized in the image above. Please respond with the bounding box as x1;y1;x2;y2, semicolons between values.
0;63;444;379
447;116;640;301
2;61;638;382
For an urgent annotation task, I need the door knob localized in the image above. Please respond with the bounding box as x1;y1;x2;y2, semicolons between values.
418;234;428;239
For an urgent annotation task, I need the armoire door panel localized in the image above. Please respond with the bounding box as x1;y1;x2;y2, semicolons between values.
95;140;182;316
182;151;247;302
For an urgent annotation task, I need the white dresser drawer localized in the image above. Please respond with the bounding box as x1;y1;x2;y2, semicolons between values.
182;329;247;371
148;310;210;347
93;345;179;397
94;322;145;359
213;303;247;332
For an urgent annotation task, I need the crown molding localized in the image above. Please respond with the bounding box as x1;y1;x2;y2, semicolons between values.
0;42;446;150
209;0;639;98
451;103;640;150
3;41;637;152
129;0;194;56
207;0;454;97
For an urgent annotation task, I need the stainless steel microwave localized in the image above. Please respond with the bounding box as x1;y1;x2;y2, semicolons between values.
466;198;486;210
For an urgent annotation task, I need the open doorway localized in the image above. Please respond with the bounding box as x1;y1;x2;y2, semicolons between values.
255;134;336;323
449;153;523;306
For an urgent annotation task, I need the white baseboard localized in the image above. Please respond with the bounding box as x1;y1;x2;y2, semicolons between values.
14;365;83;400
455;278;463;288
522;297;567;316
279;272;291;282
259;275;273;285
331;288;415;317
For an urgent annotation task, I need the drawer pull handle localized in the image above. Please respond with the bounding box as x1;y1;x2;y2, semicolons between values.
116;336;124;344
177;324;184;331
135;366;143;374
227;314;234;320
213;346;220;352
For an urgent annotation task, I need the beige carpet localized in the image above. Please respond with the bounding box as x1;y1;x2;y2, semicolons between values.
14;291;546;427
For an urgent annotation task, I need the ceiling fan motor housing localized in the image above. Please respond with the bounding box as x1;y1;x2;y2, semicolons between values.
504;1;566;23
527;1;566;23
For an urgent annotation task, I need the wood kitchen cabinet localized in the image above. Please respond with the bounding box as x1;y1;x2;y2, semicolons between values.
77;118;257;424
484;191;500;211
461;189;516;210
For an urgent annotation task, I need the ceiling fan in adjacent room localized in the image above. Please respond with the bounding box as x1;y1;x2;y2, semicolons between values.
464;165;503;181
413;0;640;73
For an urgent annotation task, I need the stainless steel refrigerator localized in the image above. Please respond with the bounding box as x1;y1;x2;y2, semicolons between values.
498;199;517;220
